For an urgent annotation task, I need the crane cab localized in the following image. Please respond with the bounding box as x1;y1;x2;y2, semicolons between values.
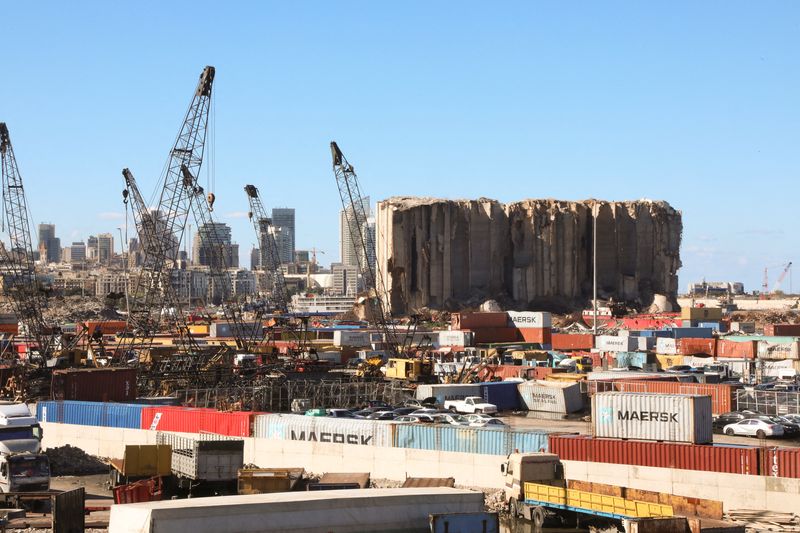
384;358;433;383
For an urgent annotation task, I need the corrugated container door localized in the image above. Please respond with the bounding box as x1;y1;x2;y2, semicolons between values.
510;431;549;453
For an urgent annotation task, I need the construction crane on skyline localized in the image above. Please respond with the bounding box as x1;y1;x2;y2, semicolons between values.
762;262;794;296
244;184;289;314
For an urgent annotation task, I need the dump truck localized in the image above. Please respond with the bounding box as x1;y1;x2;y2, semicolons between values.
108;444;172;487
502;453;673;528
156;432;244;495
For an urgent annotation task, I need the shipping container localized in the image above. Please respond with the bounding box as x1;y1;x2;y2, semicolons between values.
415;384;481;403
613;352;649;369
729;322;756;334
758;339;800;360
253;414;393;447
472;327;520;344
81;320;128;337
392;424;549;455
764;324;800;337
141;406;257;437
698;322;727;333
506;312;552;329
594;380;738;415
437;330;474;348
209;321;263;339
677;338;716;356
548;434;758;475
656;338;677;355
156;432;243;482
591;392;713;444
715;339;756;359
595;336;638;352
187;324;209;335
517;328;552;344
551;334;594;351
452;312;508;330
670;327;714;339
655;354;684;369
479;381;520;411
332;330;373;347
36;400;151;429
681;307;723;321
761;448;800;478
51;368;137;402
518;381;583;413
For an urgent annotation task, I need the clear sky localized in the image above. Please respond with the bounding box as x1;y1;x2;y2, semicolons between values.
1;2;798;293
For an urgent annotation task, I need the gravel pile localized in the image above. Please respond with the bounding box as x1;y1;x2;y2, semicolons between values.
44;445;107;476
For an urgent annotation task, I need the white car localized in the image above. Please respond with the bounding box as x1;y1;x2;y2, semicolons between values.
433;413;470;426
469;418;507;428
464;413;500;424
723;419;784;438
393;416;420;424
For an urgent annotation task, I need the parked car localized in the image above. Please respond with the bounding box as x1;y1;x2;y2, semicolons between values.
783;414;800;424
327;409;357;418
765;415;800;438
432;413;470;426
351;410;372;419
404;398;438;409
464;413;502;424
366;411;396;421
393;416;421;424
723;419;784;438
391;407;418;416
469;418;507;428
410;408;441;416
712;411;762;433
363;400;393;410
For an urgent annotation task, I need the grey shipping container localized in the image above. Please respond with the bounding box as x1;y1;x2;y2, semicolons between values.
591;392;713;444
416;384;482;404
518;381;583;413
156;432;244;481
253;414;393;447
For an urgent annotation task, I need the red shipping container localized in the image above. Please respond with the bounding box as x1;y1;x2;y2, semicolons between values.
51;367;137;402
764;324;800;336
141;406;256;437
607;380;738;415
761;448;800;478
549;434;758;475
472;327;519;344
81;320;128;337
551;333;594;351
677;338;716;356
518;328;552;344
716;339;757;359
452;312;508;330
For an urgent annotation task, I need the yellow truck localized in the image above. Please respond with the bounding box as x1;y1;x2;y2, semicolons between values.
109;444;172;487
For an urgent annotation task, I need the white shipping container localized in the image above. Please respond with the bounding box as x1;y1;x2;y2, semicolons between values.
730;322;756;334
518;381;583;413
591;392;713;444
333;330;373;347
253;414;393;447
656;337;677;355
415;384;481;403
595;335;637;352
507;311;552;329
437;330;474;348
757;340;800;361
636;337;655;351
587;371;666;381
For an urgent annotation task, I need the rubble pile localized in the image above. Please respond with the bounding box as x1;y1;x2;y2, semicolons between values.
44;445;107;476
376;197;682;314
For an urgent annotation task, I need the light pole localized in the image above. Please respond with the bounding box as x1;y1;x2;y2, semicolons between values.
592;203;598;337
117;226;129;316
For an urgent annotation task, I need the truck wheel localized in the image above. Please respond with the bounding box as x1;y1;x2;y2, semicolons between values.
532;506;546;528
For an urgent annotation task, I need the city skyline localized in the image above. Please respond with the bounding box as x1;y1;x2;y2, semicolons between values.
1;3;798;290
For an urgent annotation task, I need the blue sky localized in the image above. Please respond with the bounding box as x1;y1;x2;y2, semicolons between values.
1;2;797;292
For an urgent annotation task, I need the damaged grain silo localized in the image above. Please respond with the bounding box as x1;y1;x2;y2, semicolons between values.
375;197;682;314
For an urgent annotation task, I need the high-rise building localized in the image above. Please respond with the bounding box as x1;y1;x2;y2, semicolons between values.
65;242;86;264
97;233;114;265
86;235;98;262
192;222;239;269
250;247;260;271
271;208;295;264
332;262;359;296
37;223;61;264
339;197;375;273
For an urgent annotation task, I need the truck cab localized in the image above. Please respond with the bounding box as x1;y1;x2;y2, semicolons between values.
501;453;564;516
0;403;49;492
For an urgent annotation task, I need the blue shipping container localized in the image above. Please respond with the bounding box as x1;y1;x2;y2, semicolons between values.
614;352;647;368
36;400;150;429
393;424;548;455
670;327;714;339
636;330;672;338
479;382;520;411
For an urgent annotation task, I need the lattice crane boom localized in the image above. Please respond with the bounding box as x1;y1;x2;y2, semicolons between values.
245;184;289;314
0;123;54;357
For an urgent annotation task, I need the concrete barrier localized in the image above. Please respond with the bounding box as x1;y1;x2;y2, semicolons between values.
41;422;800;512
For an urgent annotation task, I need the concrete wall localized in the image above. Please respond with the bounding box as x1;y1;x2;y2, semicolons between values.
42;422;799;512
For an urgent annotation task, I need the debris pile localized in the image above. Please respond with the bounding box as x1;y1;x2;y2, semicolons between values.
725;509;800;532
44;445;107;476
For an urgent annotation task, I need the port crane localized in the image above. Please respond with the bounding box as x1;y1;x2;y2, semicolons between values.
762;262;793;297
330;142;417;359
0;123;57;361
244;184;289;314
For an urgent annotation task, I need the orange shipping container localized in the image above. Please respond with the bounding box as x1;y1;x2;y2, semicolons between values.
552;333;594;350
518;328;552;344
452;312;508;330
82;320;128;337
764;324;800;336
0;324;18;334
678;338;716;356
471;327;519;344
608;380;738;415
716;339;757;359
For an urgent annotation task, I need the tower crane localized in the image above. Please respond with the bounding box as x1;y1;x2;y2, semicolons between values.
772;262;793;294
0;123;58;361
330;141;408;357
244;184;288;313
